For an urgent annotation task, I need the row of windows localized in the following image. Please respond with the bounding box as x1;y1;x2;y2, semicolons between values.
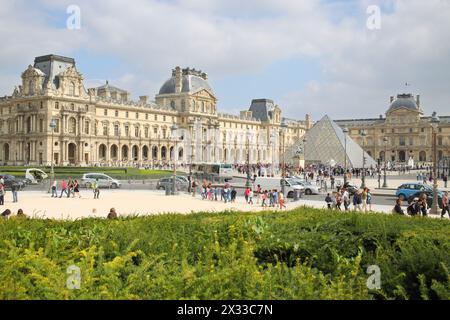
102;108;174;122
362;127;445;135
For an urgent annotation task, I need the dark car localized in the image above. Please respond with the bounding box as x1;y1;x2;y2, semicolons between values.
407;191;443;209
0;174;27;190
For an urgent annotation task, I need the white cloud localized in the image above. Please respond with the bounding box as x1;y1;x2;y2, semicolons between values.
0;0;449;120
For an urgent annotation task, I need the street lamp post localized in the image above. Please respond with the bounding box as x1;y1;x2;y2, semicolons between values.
430;112;440;215
343;127;349;184
170;122;178;196
270;130;276;177
49;119;57;192
280;121;288;195
245;126;252;188
303;137;307;175
360;130;367;189
383;137;388;188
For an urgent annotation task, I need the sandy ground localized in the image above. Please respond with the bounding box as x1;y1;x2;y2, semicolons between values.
0;189;386;220
1;189;443;220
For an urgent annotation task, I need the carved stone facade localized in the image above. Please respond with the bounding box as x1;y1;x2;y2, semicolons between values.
0;55;311;166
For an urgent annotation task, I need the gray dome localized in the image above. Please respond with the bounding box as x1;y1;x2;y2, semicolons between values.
159;69;213;95
388;94;418;112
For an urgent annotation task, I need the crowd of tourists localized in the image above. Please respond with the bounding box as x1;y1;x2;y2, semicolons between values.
50;177;100;199
324;187;373;212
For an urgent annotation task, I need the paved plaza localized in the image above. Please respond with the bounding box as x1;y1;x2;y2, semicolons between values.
0;188;440;220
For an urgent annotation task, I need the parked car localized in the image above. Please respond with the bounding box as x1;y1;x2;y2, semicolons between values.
0;174;27;190
253;177;304;199
25;168;48;184
81;173;121;189
287;178;321;195
395;183;439;201
156;177;189;191
407;191;443;209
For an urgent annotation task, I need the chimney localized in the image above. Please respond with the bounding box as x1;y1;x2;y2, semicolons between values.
390;96;394;103
416;95;420;107
175;66;182;94
139;95;148;105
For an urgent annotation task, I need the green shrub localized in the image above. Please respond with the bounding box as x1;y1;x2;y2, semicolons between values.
0;208;448;300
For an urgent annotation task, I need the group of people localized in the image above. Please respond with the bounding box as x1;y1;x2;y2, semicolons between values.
196;180;238;203
394;191;449;218
325;187;373;212
51;178;100;199
1;208;27;220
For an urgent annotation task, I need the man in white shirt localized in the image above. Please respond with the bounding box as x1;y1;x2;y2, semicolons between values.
342;189;350;211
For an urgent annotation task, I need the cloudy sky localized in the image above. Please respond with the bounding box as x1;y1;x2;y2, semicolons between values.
0;0;449;120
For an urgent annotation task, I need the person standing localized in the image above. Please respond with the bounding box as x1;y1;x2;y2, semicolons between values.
244;187;250;203
11;182;19;203
361;188;368;212
51;180;58;198
444;175;448;188
342;188;350;211
59;180;68;198
441;191;449;218
92;179;100;199
248;189;254;205
366;188;372;211
67;177;74;198
0;184;5;206
325;193;333;209
279;191;286;209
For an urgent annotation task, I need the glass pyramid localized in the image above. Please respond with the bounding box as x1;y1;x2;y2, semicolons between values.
286;115;377;168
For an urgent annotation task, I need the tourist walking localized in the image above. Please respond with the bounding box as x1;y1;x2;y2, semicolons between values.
59;180;68;198
279;191;286;209
441;191;449;218
73;180;81;198
51;180;57;197
92;179;100;199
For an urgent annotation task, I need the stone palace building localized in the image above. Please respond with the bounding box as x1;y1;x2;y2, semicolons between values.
0;54;311;166
335;93;450;167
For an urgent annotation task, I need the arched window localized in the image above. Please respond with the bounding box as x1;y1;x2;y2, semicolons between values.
419;151;427;162
181;100;186;112
68;118;77;134
170;101;176;109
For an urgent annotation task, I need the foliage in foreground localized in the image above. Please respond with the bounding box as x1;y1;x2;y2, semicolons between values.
0;208;449;300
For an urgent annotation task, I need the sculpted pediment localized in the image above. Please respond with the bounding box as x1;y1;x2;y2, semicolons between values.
192;88;216;100
58;66;83;80
21;65;45;79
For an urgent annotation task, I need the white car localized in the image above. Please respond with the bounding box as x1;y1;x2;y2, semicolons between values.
81;173;121;189
288;178;321;195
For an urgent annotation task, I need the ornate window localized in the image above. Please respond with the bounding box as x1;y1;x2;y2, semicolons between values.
144;127;149;138
135;126;139;137
69;82;75;96
114;124;120;136
125;125;129;136
85;121;90;134
69;118;77;134
103;124;108;136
